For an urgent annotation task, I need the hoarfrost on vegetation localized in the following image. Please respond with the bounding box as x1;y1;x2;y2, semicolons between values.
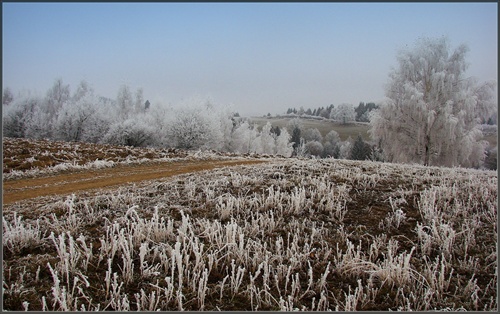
2;155;497;311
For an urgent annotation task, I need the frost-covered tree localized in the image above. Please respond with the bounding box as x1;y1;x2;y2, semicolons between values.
275;128;294;157
116;84;134;119
323;130;341;158
24;106;53;140
134;88;144;113
213;107;235;152
168;107;209;150
230;120;259;154
54;83;100;142
102;116;155;147
3;87;14;106
370;37;497;167
319;107;330;119
72;80;91;103
294;138;307;157
305;140;324;157
302;128;323;143
355;102;379;122
330;103;355;124
338;138;353;159
143;103;174;147
44;78;70;120
259;122;277;154
2;93;40;138
166;104;228;151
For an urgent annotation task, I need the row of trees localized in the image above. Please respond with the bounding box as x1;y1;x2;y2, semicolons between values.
3;79;381;162
285;118;377;160
3;81;295;156
286;104;335;119
284;102;379;123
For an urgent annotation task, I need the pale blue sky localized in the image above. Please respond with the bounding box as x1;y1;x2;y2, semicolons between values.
2;2;497;116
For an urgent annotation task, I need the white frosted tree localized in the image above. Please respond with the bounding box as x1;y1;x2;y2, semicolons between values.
55;81;99;142
323;130;341;158
2;93;40;138
102;116;155;147
259;122;276;154
230;120;259;154
167;106;212;150
370;37;497;167
302;128;323;143
202;105;226;151
44;78;70;120
116;84;134;119
144;103;174;147
3;87;14;106
134;88;144;113
305;140;324;157
338;139;352;159
275;129;294;157
330;103;355;124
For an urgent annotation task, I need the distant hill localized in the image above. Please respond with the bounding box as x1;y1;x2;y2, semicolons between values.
249;116;371;142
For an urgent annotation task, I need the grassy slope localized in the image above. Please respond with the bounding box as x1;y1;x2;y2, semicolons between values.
249;117;371;141
2;138;498;311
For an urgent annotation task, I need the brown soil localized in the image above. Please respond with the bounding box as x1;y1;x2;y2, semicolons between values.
2;159;267;205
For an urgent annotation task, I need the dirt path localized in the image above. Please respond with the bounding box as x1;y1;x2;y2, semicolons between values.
2;159;267;205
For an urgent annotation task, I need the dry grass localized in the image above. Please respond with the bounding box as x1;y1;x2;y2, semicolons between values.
2;138;497;311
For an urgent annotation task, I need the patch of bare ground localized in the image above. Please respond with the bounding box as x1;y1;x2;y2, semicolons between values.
2;137;190;174
2;159;268;205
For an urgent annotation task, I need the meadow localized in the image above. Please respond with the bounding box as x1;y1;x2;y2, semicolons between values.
2;137;497;311
250;116;372;141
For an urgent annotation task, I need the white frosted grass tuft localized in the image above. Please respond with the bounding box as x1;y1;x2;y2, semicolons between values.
2;213;44;254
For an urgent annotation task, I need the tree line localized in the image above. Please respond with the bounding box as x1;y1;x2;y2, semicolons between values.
2;81;295;156
285;102;379;123
2;80;383;162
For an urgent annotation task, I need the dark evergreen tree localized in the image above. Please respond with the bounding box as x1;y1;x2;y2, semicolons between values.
291;126;301;149
271;125;281;137
350;134;371;160
355;102;365;121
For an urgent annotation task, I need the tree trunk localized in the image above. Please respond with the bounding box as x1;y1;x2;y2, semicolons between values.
424;135;431;166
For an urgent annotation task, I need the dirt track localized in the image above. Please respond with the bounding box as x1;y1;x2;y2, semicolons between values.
2;159;267;205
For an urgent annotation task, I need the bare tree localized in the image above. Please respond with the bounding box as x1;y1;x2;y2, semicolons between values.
116;84;133;119
330;104;355;124
45;78;70;119
3;87;14;106
370;37;496;168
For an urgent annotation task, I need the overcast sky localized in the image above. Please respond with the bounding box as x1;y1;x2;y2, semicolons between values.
2;2;497;116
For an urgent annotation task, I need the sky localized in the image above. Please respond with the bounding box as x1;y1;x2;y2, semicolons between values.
2;2;498;117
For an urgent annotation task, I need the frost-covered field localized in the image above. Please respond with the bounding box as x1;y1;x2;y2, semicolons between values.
2;142;497;310
2;137;256;180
